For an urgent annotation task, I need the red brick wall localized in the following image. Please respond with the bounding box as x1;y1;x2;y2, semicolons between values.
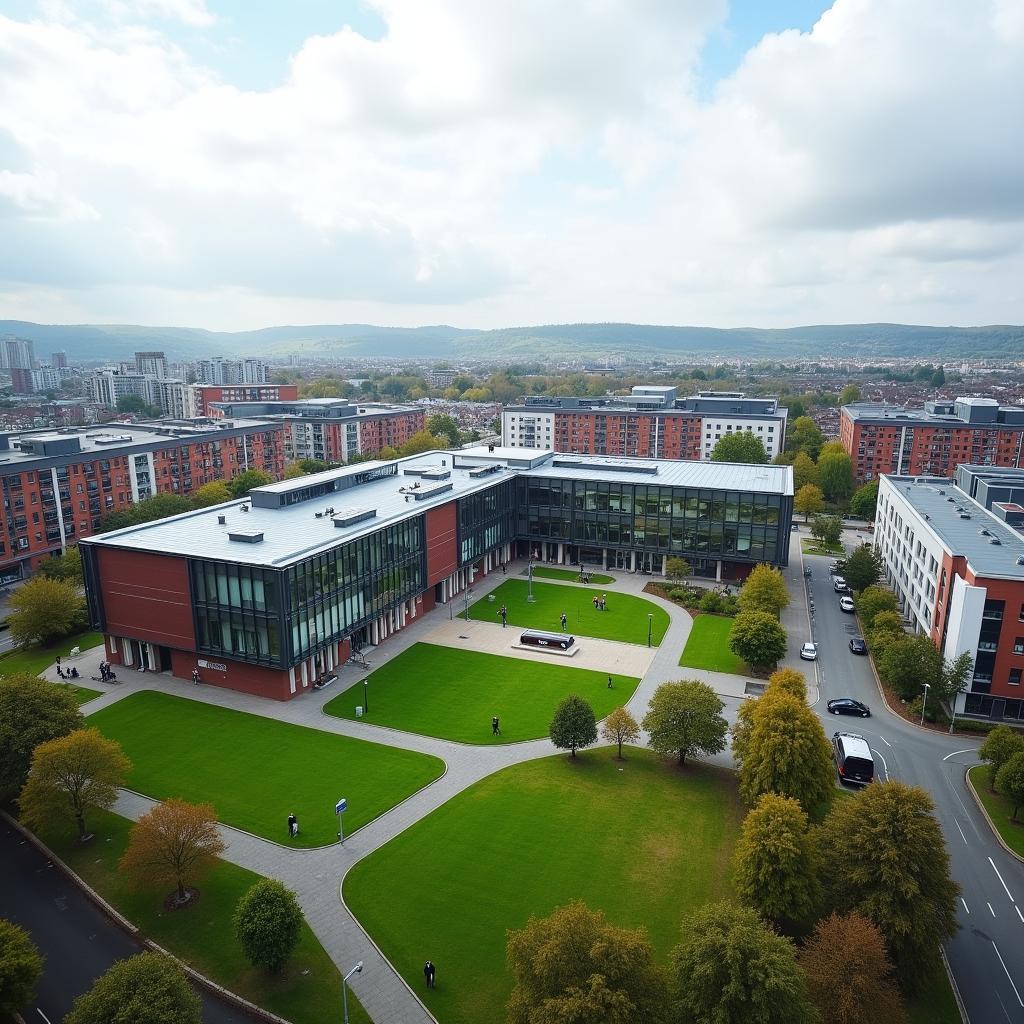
425;502;458;585
169;648;293;701
195;385;299;416
964;571;1024;699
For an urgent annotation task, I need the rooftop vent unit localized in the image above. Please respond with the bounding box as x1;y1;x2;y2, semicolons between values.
333;507;377;528
228;529;264;544
1016;556;1024;566
420;468;451;481
959;513;972;519
946;497;956;502
240;504;250;513
217;514;226;525
468;464;501;478
412;481;454;500
980;528;991;536
314;511;324;518
988;537;1002;545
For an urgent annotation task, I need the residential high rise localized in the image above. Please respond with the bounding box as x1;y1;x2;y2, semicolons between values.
52;351;68;369
134;351;168;378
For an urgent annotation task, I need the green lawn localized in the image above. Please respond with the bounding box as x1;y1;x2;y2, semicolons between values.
968;765;1024;857
88;692;445;847
345;747;743;1024
679;615;743;674
468;580;669;647
906;963;963;1024
35;810;368;1024
323;643;639;743
62;682;103;704
528;566;615;585
800;538;844;556
0;628;103;677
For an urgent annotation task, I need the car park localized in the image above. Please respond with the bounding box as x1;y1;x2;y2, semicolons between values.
827;697;871;717
849;637;867;655
799;642;818;660
832;731;875;785
839;596;856;612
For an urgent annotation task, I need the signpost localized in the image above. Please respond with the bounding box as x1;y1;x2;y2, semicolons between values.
335;798;348;843
527;561;536;603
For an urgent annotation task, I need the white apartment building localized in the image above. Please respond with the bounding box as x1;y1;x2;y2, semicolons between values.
501;409;555;450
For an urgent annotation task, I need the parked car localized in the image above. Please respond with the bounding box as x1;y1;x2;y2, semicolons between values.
828;698;871;717
833;576;848;592
791;522;800;531
829;561;846;575
839;596;856;613
803;566;812;577
833;731;875;785
799;642;818;661
849;637;867;655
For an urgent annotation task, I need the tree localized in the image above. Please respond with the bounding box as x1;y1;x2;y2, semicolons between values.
810;514;842;548
734;793;820;924
855;586;898;631
931;367;946;386
711;431;768;464
839;384;863;405
601;707;640;760
19;729;130;841
664;557;692;582
937;650;973;704
426;413;462;447
120;799;225;905
788;416;825;459
190;481;232;507
766;667;807;701
818;449;854;501
791;451;819;491
842;546;882;592
737;564;790;618
228;469;272;498
7;577;85;647
738;692;835;813
507;901;667;1024
0;918;43;1018
397;429;448;456
996;752;1024;821
819;781;960;992
116;394;161;418
800;912;906;1024
794;483;824;522
549;695;597;759
642;681;728;766
729;611;788;671
730;697;759;766
670;901;816;1024
0;674;82;801
978;726;1024;788
234;879;303;972
849;480;879;520
876;633;943;701
64;952;200;1024
99;493;192;533
38;545;83;585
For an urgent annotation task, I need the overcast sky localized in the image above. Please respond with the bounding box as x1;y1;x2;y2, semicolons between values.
0;0;1021;331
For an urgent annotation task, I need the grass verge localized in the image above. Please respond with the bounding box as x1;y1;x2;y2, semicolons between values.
0;629;103;677
528;566;615;585
34;809;368;1024
88;691;445;847
906;961;963;1024
967;764;1024;858
678;615;743;673
468;580;669;647
324;643;639;744
345;746;743;1024
800;538;844;556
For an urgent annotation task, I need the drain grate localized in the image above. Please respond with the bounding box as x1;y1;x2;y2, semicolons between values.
744;681;766;697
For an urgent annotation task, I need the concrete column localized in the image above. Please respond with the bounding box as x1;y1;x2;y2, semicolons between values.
716;559;723;582
630;550;636;572
602;548;608;569
661;554;667;576
557;543;564;564
288;666;296;695
300;661;308;688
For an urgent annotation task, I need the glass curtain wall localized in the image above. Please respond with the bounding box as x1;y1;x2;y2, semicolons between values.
192;561;284;665
458;480;516;564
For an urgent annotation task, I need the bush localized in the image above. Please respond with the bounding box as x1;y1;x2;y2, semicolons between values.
906;696;950;725
720;595;739;616
234;879;303;972
698;592;723;614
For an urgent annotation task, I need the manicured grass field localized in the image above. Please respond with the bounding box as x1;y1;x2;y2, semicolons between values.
800;538;845;556
0;628;103;677
88;692;445;847
345;747;743;1024
63;682;102;704
529;566;615;585
968;765;1024;857
323;643;640;743
468;580;669;647
678;614;743;674
35;810;368;1024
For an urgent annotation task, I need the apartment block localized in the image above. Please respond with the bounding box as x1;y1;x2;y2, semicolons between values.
195;384;299;417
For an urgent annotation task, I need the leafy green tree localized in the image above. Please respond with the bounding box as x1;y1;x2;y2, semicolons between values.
937;650;973;704
818;448;854;501
711;431;768;464
730;697;759;766
0;918;43;1018
0;674;82;801
115;394;161;417
426;413;463;447
729;611;788;671
737;564;790;618
507;901;668;1024
810;514;843;548
849;480;879;520
800;912;906;1024
794;483;824;522
819;781;960;992
978;726;1024;789
839;384;863;405
99;493;192;532
64;952;200;1024
228;469;272;498
738;692;835;814
792;451;819;491
876;633;943;701
931;367;946;386
734;793;820;924
855;586;898;631
234;879;303;972
601;707;640;760
397;429;449;455
549;695;597;758
665;557;692;582
190;481;232;507
842;546;882;592
38;545;83;585
996;752;1024;821
765;667;807;701
19;728;131;841
642;681;728;766
7;577;85;647
670;901;816;1024
788;416;825;459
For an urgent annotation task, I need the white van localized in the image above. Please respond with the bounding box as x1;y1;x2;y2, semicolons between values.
832;732;874;785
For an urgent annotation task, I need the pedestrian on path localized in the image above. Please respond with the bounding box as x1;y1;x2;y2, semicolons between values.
492;715;500;736
424;961;436;988
192;668;200;685
56;655;61;672
500;605;507;628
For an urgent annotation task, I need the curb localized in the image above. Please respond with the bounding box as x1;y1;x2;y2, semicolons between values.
940;946;970;1024
1;811;294;1024
963;765;1024;866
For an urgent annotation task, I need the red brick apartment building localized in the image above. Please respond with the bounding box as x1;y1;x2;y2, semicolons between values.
195;384;299;416
0;419;284;580
840;398;1024;483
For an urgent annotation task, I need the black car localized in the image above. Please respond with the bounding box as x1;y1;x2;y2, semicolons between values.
827;697;871;717
849;637;867;655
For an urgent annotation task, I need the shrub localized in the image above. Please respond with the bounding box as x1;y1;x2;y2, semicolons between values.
698;592;723;614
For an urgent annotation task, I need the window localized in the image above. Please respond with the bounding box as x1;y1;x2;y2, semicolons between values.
1015;638;1024;655
1011;669;1022;686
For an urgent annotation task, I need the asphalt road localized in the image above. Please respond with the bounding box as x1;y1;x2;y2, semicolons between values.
799;533;1024;1024
0;821;258;1024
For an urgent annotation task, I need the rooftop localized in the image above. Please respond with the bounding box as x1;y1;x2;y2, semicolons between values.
85;448;793;568
844;398;1024;426
208;398;421;420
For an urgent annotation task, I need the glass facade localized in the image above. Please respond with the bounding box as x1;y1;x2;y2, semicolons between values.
192;561;284;666
458;480;516;565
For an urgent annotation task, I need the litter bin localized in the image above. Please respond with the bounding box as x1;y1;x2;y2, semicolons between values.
355;706;364;718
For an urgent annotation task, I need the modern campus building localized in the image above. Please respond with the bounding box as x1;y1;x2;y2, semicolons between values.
875;466;1024;723
81;447;794;700
207;398;426;463
502;388;787;461
840;398;1024;483
0;419;285;580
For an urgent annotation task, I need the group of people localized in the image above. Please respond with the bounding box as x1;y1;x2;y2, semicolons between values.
97;661;116;682
577;571;594;584
55;656;80;681
287;813;300;838
591;594;609;611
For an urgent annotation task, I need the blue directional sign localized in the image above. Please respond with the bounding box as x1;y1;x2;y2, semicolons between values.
335;798;347;815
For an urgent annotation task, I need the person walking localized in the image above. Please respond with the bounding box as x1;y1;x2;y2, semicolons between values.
55;656;61;673
560;611;568;630
608;675;614;689
192;668;200;685
424;961;436;989
500;605;507;628
601;594;607;611
287;813;296;837
492;715;500;736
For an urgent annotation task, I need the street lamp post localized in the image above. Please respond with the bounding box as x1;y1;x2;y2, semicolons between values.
527;561;536;603
647;613;653;648
342;961;363;1024
464;586;472;620
362;678;368;714
920;682;931;726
